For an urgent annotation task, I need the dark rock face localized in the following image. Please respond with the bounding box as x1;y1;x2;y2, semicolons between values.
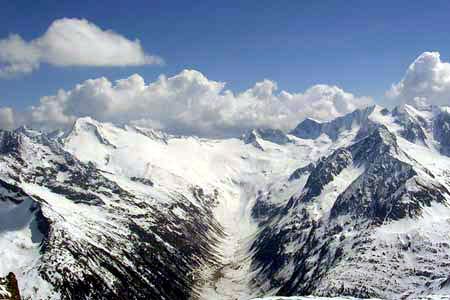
290;118;323;140
391;106;428;144
251;190;282;223
130;176;154;187
301;149;352;203
288;163;315;181
285;148;353;210
0;273;21;300
249;125;450;299
38;188;223;300
290;106;375;141
434;109;450;156
0;130;225;300
250;209;356;297
350;125;398;163
243;128;291;149
243;130;265;151
0;178;28;202
400;118;427;144
0;131;22;155
331;126;449;221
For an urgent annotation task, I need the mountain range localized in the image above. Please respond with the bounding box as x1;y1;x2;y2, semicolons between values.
1;103;450;300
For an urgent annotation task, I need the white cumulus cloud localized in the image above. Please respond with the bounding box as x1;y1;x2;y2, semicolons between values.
386;51;450;107
0;107;15;130
0;18;163;77
2;70;371;136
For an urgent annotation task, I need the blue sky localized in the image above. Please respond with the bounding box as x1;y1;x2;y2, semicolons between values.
1;1;450;134
1;0;449;107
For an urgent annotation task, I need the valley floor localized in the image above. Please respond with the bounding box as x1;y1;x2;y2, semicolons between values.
199;182;260;300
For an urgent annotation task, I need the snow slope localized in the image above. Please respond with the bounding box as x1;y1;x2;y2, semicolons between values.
62;117;339;300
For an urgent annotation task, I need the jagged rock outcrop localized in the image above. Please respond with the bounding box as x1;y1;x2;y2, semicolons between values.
0;127;224;300
249;110;450;299
243;128;292;150
0;273;21;300
290;106;375;140
288;163;315;181
434;107;450;156
391;105;429;144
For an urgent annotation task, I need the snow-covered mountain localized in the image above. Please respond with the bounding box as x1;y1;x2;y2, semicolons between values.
1;104;450;299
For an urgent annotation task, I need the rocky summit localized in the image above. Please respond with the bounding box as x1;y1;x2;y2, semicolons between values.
0;273;21;300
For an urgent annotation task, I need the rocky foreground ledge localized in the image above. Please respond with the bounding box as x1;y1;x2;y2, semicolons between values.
0;273;21;300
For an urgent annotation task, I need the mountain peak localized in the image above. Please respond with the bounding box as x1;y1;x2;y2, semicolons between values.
242;128;291;150
290;118;323;139
290;105;376;140
72;116;102;129
65;116;117;149
14;125;42;139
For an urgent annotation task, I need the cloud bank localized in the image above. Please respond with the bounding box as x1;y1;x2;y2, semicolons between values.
0;107;15;130
387;51;450;107
3;51;450;137
0;18;163;77
0;70;371;137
